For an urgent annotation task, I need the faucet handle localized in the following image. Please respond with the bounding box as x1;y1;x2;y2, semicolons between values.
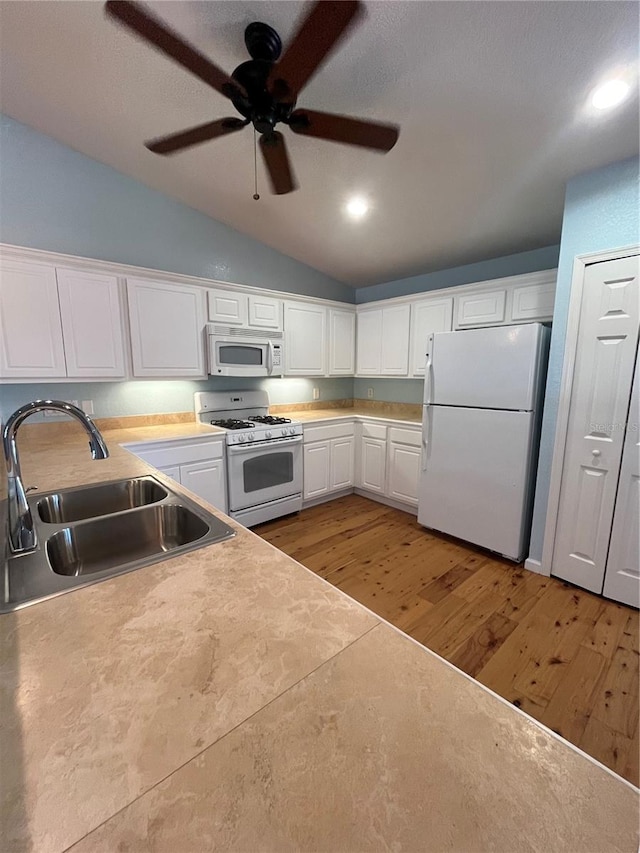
25;485;38;494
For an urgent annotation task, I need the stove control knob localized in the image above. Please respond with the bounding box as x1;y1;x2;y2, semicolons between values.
288;427;296;435
238;435;246;443
265;431;272;439
281;428;288;436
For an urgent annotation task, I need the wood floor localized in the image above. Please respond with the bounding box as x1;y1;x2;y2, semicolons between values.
256;494;639;786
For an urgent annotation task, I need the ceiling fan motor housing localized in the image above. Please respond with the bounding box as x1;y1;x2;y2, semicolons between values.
231;23;294;136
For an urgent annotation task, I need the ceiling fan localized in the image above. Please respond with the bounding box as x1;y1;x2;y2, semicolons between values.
105;0;400;195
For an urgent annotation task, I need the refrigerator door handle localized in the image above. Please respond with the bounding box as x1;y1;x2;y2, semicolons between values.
424;334;434;405
421;405;431;471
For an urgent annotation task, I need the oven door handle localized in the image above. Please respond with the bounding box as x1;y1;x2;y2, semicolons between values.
227;436;303;454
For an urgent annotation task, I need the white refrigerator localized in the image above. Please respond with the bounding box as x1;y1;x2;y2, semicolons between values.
417;323;550;561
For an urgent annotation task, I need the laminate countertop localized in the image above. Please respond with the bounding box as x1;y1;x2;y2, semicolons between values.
1;423;638;853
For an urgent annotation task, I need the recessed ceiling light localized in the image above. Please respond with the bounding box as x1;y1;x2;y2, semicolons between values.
590;78;631;110
345;196;369;220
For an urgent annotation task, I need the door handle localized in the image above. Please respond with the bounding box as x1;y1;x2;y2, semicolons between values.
267;340;274;375
421;406;430;471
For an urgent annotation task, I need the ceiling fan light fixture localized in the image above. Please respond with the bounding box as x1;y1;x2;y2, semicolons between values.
345;196;369;220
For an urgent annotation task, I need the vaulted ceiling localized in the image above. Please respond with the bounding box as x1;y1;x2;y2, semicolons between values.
0;1;638;286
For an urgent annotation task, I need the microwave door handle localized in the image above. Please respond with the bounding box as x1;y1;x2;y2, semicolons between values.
267;340;274;375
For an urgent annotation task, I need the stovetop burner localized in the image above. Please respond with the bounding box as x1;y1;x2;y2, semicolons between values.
211;419;256;430
248;416;292;426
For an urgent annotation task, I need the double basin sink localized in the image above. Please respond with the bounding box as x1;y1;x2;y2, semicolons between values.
1;476;235;612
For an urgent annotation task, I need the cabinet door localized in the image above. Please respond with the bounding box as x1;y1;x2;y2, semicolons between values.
358;437;386;493
329;309;355;375
602;349;640;608
330;436;355;490
381;304;411;375
388;442;421;505
208;289;247;325
356;309;382;375
456;289;506;328
180;459;227;512
56;268;125;378
511;281;556;322
128;279;205;377
553;256;639;593
248;295;282;329
303;441;331;499
0;259;66;378
410;298;453;376
159;465;181;482
284;302;326;376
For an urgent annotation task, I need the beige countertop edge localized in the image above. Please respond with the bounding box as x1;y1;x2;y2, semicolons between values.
1;429;638;852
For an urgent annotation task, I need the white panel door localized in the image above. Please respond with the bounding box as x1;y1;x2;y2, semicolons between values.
388;443;421;505
603;346;640;608
456;289;506;328
330;436;355;490
180;459;227;512
284;302;326;376
356;309;382;374
56;268;125;378
410;298;453;376
0;259;66;378
304;441;331;499
329;309;355;375
553;256;640;592
381;304;411;375
207;289;247;325
358;437;386;493
248;295;281;329
128;279;205;377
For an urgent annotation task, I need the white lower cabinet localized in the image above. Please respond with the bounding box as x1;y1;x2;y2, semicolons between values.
356;422;388;494
303;422;355;502
125;436;227;513
386;427;422;506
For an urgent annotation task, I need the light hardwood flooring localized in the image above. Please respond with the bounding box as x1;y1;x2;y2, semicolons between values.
256;494;639;786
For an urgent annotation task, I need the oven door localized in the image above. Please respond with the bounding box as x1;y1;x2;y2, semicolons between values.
227;436;303;511
209;336;274;377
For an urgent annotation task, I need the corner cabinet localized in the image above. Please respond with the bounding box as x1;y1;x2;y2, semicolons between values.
409;298;453;376
303;422;355;502
328;308;356;375
356;304;411;376
127;278;206;378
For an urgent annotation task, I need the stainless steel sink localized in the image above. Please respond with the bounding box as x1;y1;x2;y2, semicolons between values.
1;476;235;612
38;476;167;523
47;504;209;576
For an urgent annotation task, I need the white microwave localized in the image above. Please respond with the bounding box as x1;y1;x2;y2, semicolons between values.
206;325;284;377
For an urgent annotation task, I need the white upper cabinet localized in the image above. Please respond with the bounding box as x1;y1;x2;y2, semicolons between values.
329;308;356;375
56;268;125;378
357;304;411;376
127;278;205;378
284;301;326;375
511;280;556;322
410;298;453;376
455;288;506;328
208;288;282;330
0;259;66;378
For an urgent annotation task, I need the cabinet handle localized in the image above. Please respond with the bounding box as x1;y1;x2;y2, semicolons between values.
592;449;601;457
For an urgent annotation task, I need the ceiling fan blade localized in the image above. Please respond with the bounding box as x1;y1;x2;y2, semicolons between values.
289;109;399;152
259;132;298;195
269;0;363;102
105;1;245;100
145;118;248;155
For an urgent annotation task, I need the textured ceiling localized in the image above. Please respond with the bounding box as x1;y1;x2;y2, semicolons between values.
0;1;638;286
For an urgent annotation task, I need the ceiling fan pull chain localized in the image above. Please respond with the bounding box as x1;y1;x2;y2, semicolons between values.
253;129;260;201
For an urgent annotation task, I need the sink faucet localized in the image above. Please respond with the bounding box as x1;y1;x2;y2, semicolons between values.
2;400;109;554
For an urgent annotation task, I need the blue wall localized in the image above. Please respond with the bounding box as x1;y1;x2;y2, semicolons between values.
528;157;640;562
0;114;352;303
356;246;560;304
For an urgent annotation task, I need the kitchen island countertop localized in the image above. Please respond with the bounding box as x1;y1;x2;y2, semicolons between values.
1;421;638;852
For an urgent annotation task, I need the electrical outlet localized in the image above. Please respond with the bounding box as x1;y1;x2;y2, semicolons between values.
44;400;78;418
367;387;374;399
82;400;94;415
312;387;320;401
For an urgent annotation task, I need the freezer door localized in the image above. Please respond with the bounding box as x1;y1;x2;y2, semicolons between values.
426;324;546;410
418;405;536;560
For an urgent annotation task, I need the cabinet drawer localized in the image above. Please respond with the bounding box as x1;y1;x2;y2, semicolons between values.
389;427;421;447
361;422;387;440
304;421;355;443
